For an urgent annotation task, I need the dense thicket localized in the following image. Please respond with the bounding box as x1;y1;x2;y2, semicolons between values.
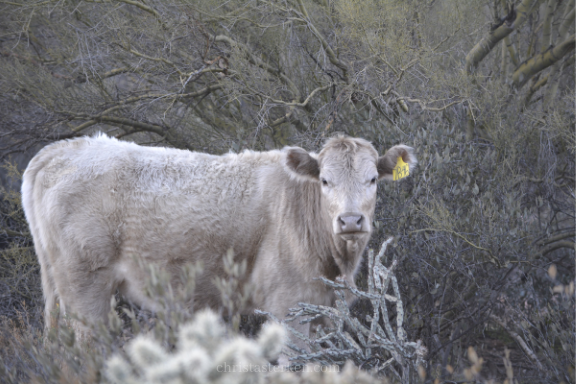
0;0;574;383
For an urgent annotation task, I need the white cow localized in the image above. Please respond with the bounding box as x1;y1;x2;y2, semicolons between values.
22;134;416;343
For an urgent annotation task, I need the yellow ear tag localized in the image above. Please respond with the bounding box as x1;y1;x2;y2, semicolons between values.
393;156;409;181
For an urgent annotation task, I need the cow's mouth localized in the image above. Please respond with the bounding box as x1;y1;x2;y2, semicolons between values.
338;232;369;241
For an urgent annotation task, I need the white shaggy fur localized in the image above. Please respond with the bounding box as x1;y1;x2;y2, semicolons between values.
21;134;416;340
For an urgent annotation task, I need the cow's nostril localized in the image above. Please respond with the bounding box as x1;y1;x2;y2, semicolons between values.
357;216;363;225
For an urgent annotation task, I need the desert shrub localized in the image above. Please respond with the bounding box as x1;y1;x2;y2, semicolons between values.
367;115;575;382
0;245;407;384
271;238;427;382
103;309;384;384
0;0;574;382
0;163;42;328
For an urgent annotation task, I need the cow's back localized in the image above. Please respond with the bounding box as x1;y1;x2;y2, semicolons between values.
22;135;278;327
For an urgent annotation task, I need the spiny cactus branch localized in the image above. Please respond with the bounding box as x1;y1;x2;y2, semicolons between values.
259;238;427;381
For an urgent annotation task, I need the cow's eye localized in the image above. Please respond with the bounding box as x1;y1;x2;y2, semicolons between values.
322;178;328;186
370;177;377;184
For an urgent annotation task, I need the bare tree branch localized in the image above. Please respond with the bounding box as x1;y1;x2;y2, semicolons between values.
465;0;538;73
489;314;544;371
513;34;576;87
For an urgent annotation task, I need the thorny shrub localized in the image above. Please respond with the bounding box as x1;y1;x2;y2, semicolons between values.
0;0;574;382
0;241;419;384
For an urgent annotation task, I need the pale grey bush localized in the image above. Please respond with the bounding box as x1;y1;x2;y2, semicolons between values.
264;238;426;384
104;308;384;384
1;0;574;381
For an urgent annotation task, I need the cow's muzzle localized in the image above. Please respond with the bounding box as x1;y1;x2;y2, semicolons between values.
336;213;367;234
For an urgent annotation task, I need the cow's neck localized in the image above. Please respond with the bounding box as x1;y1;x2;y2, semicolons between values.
295;181;367;281
330;233;369;280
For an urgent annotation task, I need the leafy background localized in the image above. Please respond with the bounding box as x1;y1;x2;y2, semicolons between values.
0;0;574;382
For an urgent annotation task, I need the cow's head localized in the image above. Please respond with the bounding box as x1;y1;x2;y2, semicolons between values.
285;136;417;243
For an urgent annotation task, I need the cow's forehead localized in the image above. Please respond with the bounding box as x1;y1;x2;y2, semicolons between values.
319;136;378;157
317;137;378;174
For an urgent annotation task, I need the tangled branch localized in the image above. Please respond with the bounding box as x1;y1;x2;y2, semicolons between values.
259;238;427;383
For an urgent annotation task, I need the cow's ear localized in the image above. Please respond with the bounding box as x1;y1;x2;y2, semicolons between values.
377;145;417;181
286;147;320;181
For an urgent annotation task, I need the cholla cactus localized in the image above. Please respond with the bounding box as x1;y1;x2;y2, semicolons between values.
178;310;225;352
271;238;427;384
258;321;287;361
104;309;385;384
